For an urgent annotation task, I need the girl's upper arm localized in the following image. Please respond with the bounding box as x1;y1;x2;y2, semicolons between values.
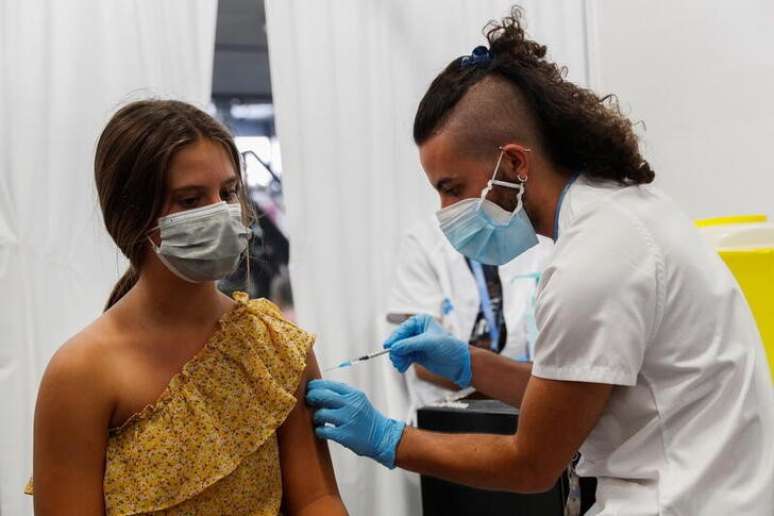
277;350;347;516
32;340;113;515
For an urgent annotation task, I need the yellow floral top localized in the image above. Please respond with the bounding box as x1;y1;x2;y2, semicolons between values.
26;293;314;515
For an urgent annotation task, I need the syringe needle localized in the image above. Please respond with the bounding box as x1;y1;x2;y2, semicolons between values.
323;349;390;372
323;360;352;372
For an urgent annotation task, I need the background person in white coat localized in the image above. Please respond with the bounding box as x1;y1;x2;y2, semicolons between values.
387;215;552;414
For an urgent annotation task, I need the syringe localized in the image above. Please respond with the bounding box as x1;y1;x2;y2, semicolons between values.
323;349;391;372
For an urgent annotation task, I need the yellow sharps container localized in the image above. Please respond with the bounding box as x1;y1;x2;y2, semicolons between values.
696;215;774;380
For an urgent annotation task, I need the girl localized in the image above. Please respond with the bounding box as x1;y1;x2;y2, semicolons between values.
27;100;347;516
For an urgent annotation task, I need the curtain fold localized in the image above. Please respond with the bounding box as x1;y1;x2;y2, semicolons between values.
264;2;589;514
0;2;218;513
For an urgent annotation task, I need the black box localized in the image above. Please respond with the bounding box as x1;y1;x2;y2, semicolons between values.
417;399;567;516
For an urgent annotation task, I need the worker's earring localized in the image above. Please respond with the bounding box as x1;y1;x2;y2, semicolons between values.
500;144;530;185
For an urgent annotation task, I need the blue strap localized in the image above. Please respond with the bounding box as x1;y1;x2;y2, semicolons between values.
470;260;500;352
441;297;454;315
553;173;581;241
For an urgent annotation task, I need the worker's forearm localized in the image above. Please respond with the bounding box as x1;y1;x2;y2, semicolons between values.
414;364;459;391
394;427;547;493
469;347;532;407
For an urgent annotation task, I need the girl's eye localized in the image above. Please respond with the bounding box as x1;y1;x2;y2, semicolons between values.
179;197;200;208
221;189;239;201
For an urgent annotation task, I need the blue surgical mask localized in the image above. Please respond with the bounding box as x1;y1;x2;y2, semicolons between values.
436;149;539;266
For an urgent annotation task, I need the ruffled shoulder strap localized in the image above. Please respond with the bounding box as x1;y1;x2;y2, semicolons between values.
103;293;315;515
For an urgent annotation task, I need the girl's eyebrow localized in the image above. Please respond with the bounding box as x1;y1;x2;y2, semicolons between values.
170;185;205;195
171;176;238;194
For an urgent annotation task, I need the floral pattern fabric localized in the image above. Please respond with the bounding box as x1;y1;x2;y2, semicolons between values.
26;293;314;515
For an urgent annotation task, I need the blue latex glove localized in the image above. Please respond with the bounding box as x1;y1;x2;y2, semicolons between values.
306;379;406;469
383;314;472;388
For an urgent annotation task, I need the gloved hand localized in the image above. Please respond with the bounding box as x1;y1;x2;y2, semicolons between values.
383;314;472;388
306;379;406;469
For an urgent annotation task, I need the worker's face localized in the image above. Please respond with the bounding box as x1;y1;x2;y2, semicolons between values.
419;132;525;211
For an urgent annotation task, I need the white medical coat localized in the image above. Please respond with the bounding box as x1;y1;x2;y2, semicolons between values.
388;216;554;412
534;177;774;515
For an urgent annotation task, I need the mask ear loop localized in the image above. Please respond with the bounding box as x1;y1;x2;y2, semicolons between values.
506;177;527;222
478;148;508;205
146;224;161;252
479;147;529;222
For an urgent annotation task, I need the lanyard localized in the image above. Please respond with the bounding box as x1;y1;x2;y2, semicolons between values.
470;260;501;352
553;173;580;240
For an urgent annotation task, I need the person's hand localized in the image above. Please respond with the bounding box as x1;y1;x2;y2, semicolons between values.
383;314;472;388
306;380;406;469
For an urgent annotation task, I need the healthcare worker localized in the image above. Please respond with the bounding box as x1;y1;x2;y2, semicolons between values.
388;215;552;414
307;8;774;515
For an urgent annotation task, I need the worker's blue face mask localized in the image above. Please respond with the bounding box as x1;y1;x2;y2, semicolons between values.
436;148;538;266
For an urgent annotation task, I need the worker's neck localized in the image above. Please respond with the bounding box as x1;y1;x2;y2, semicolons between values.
524;165;574;239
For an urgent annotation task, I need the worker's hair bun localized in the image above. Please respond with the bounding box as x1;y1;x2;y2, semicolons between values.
485;7;547;65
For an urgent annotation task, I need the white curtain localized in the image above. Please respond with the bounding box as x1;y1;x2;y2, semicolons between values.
587;0;774;219
264;2;589;514
0;1;218;513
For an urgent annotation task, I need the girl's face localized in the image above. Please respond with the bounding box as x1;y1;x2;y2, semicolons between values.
161;138;240;217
